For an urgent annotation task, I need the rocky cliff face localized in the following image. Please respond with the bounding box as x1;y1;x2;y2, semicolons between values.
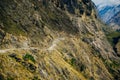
0;0;120;80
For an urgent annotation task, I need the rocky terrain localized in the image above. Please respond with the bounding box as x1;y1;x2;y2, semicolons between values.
0;0;120;80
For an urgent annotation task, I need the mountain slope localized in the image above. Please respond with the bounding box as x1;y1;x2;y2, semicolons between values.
0;0;120;80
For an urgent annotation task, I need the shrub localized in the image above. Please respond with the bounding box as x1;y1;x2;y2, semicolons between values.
70;58;76;66
23;53;35;63
80;64;86;72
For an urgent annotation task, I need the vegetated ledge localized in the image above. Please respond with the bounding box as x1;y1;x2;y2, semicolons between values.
113;36;120;56
106;31;120;56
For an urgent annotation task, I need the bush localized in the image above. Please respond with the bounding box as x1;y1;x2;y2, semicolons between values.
70;58;76;66
23;53;35;63
80;64;86;72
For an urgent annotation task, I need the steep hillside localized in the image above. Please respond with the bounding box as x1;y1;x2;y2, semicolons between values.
0;0;120;80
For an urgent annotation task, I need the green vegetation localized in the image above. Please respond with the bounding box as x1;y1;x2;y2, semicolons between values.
70;58;86;72
70;58;76;66
0;0;26;36
32;76;40;80
107;31;120;39
89;77;94;80
106;31;120;46
103;59;120;79
23;53;35;63
0;12;26;36
104;60;119;69
7;77;14;80
80;64;86;72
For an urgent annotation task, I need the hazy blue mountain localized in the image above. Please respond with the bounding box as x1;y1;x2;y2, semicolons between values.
109;11;120;26
97;4;120;24
92;0;120;26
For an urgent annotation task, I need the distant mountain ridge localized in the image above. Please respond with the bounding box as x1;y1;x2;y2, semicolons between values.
97;4;120;24
96;4;120;25
108;7;120;26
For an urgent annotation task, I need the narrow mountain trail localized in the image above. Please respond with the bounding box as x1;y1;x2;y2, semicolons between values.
0;47;40;53
0;38;65;53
